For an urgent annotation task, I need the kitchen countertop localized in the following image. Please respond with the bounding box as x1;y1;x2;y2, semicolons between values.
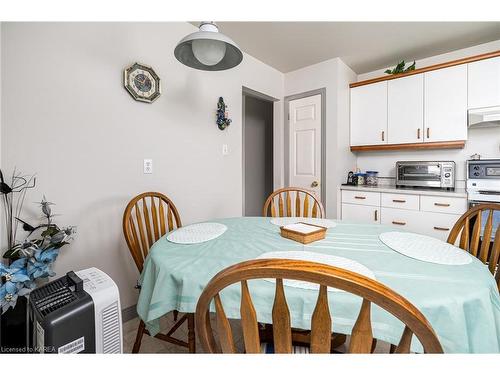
340;184;468;198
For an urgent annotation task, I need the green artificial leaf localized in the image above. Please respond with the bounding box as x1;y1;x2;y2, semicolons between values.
41;226;59;237
15;217;36;232
385;59;417;75
405;61;416;72
3;246;20;259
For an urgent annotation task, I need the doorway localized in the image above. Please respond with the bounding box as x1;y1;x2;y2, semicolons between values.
242;89;275;216
284;88;326;208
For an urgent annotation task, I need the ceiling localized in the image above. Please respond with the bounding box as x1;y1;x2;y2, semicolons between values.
202;22;500;74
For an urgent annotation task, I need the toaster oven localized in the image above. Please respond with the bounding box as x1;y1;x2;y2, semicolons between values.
396;161;455;189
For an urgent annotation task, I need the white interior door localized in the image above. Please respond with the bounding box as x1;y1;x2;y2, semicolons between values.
288;94;322;199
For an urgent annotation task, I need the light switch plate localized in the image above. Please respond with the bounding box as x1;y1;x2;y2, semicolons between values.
144;159;153;174
222;144;229;155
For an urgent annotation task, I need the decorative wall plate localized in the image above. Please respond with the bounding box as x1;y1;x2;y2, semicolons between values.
123;62;161;103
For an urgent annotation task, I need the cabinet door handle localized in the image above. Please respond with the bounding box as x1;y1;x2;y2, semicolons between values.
381;131;385;141
417;128;421;139
392;199;406;203
354;196;366;200
374;209;378;222
433;226;449;231
434;202;450;207
426;128;430;139
392;221;406;226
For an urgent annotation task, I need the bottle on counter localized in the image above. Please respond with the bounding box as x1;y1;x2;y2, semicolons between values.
355;173;367;185
366;171;379;186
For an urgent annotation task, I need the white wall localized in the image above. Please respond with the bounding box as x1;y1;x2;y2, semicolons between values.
0;22;284;309
355;39;500;187
285;58;357;218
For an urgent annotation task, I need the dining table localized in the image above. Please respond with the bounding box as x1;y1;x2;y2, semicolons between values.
136;216;500;353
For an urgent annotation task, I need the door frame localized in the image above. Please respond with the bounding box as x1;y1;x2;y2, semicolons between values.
284;88;327;210
242;86;279;216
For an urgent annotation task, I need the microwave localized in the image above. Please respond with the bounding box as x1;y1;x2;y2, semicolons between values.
396;161;455;189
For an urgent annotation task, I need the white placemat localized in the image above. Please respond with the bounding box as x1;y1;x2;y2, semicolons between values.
256;251;375;292
270;217;337;228
167;222;227;244
379;231;472;265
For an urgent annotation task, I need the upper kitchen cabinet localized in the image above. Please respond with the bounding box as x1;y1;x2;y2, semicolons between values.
350;81;388;146
424;65;468;143
349;50;500;151
468;56;500;109
387;74;424;144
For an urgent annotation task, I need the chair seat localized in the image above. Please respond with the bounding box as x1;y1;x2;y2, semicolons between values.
260;342;310;354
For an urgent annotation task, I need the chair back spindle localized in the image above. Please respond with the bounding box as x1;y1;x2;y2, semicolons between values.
123;192;182;272
272;279;293;353
195;259;443;354
447;203;500;290
263;187;324;218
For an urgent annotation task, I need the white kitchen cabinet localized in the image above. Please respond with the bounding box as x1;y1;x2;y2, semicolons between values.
418;211;461;242
468;56;500;109
387;74;424;144
341;203;380;224
340;188;467;241
381;207;460;241
424;65;468;142
350;81;388;146
381;207;420;233
420;195;468;215
381;193;419;211
341;190;380;207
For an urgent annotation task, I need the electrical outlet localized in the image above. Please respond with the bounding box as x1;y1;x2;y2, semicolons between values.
222;144;229;156
143;159;153;174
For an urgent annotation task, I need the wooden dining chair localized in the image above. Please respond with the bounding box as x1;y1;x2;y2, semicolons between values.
123;191;196;353
447;203;500;290
263;187;325;218
195;259;443;354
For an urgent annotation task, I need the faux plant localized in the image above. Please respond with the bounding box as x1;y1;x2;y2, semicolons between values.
385;60;416;75
0;169;36;254
0;169;76;313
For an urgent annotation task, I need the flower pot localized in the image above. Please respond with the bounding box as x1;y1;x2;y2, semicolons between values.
0;295;28;353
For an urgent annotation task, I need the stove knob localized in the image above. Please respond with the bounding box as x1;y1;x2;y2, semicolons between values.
474;172;480;176
444;173;451;178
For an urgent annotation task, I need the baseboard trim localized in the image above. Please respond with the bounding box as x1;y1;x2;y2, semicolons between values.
122;304;138;323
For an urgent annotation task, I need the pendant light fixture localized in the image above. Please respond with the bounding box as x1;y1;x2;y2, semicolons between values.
174;22;243;71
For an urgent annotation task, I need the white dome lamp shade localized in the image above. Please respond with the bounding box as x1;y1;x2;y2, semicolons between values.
174;22;243;71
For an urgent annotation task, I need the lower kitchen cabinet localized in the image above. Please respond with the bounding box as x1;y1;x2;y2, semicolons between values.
420;195;467;215
418;211;462;242
341;203;380;224
341;188;466;241
381;207;461;241
381;207;420;233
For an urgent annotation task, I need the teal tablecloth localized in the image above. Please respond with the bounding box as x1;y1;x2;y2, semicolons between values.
137;217;500;353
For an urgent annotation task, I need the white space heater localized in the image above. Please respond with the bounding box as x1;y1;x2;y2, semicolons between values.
29;267;122;353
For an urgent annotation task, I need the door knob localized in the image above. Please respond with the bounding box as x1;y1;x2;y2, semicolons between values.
311;181;319;188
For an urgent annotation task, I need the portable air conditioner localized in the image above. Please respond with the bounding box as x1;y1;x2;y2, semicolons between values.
28;267;122;353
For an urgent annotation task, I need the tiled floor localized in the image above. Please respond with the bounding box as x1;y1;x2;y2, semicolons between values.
123;312;390;353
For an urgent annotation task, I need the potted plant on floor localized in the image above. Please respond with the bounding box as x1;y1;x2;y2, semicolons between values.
0;169;76;352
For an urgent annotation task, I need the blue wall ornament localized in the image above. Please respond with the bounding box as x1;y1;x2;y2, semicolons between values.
216;97;232;130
